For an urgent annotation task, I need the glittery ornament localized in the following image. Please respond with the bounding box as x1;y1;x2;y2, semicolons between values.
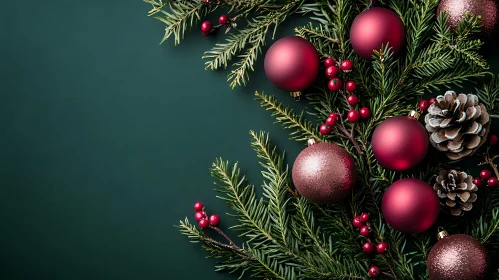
291;140;356;204
427;228;489;280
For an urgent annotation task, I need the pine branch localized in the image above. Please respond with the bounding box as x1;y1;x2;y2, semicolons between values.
476;74;499;115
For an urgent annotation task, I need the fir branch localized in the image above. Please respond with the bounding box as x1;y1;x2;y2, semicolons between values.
476;74;499;115
294;23;340;58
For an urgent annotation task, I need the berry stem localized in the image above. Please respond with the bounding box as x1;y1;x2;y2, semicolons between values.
382;255;398;280
490;114;499;119
212;226;238;247
337;113;363;155
481;147;499;178
200;233;248;256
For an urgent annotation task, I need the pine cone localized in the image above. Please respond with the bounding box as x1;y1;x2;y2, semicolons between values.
433;170;478;216
425;91;490;160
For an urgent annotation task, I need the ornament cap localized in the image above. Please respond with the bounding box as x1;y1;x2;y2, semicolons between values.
307;138;317;146
437;227;449;240
290;91;302;101
408;110;420;120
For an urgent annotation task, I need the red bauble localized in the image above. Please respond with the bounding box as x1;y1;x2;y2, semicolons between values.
324;57;336;67
194;202;204;211
319;124;332;135
372;115;429;171
376;242;389;254
419;99;430;111
328;78;343;91
340;60;353;72
359;213;370;223
264;36;320;92
362;242;376;254
369;266;381;278
209;214;220;226
350;7;405;60
346;80;357;92
199;219;210;229
326;66;340;78
360;107;371;119
480;169;492;179
352;217;364;228
359;225;372;237
490;134;498;145
326;115;338;126
488;177;498;188
292;142;357;204
474;178;483;187
381;178;439;233
347;110;360;123
201;21;212;34
347;95;359;106
194;211;206;221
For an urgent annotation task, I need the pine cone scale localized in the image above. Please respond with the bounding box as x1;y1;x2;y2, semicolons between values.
433;169;478;216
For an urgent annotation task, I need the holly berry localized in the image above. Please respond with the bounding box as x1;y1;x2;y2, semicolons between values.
209;214;220;226
359;225;371;237
328;78;343;92
368;266;381;278
490;134;498;145
419;99;430;111
360;107;371;119
340;60;353;72
345;81;357;92
201;21;212;35
473;178;483;187
347;95;359;106
376;242;389;254
362;242;375;254
480;169;492;180
194;211;206;221
218;14;230;26
324;57;336;67
488;177;498;188
203;0;210;3
194;202;204;211
347;109;361;123
199;219;210;229
326;66;340;78
320;124;332;135
352;217;364;228
326;115;338;126
429;97;436;104
359;213;369;223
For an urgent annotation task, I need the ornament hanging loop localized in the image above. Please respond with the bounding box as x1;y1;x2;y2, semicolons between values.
437;227;449;240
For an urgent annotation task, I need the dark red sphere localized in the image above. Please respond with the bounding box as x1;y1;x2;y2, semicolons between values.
326;66;340;78
352;217;364;228
324;57;336;67
376;242;389;254
473;178;483;187
360;107;371;119
328;78;343;91
319;124;332;135
369;266;381;278
194;202;204;211
340;60;353;71
347;95;359;106
198;219;210;229
350;7;405;60
218;14;229;26
209;214;220;226
490;134;498;145
201;21;212;33
326;115;338;126
346;80;357;92
359;225;372;237
362;242;376;254
347;110;360;123
264;36;320;92
419;99;430;111
359;213;370;223
194;211;206;221
488;177;498;188
381;178;439;233
372;116;429;171
480;169;492;179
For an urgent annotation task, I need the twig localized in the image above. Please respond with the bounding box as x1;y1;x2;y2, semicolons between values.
382;255;398;280
482;147;499;178
335;99;363;155
491;115;499;119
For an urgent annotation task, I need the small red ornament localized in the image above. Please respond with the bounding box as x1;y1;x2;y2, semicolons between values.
473;178;483;187
480;169;492;180
359;212;369;223
368;266;381;278
347;110;360;123
352;217;364;228
490;134;498;145
360;107;371;119
324;57;336;67
429;97;436;104
362;242;376;254
376;242;389;254
199;219;210;229
347;95;359;106
218;14;230;26
194;211;206;221
209;214;220;226
340;60;353;72
359;225;371;237
328;78;343;91
345;80;357;92
201;21;212;35
326;66;340;78
419;99;430;111
488;177;498;188
194;202;204;211
326;115;338;126
319;124;332;135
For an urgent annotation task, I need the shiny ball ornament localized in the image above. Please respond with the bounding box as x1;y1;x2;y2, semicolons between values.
427;229;489;280
382;178;439;233
350;7;405;60
372;114;429;171
264;36;319;92
291;141;357;204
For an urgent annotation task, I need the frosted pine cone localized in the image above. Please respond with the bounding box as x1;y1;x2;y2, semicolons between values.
434;170;478;216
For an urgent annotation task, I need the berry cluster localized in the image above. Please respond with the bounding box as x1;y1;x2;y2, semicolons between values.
474;169;498;188
200;14;234;36
417;97;436;112
352;212;387;278
193;202;220;229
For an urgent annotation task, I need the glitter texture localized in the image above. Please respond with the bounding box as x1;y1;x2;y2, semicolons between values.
427;234;489;280
291;142;356;204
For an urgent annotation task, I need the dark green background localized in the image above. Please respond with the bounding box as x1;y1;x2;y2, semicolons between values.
1;1;499;280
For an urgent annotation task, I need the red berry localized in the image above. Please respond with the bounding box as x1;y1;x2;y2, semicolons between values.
201;21;212;34
345;81;357;92
209;214;220;226
360;107;371;119
347;95;359;106
319;124;332;135
329;112;339;118
362;242;375;254
490;134;498;145
326;66;340;78
328;78;343;92
347;110;360;123
376;242;389;254
340;60;353;72
324;57;336;67
194;211;206;221
326;115;338;126
359;213;369;223
352;216;364;228
199;219;210;229
359;225;371;237
369;266;381;278
488;177;498;188
419;99;430;111
429;97;436;104
473;178;483;187
218;14;229;26
480;169;492;180
203;0;210;3
194;202;204;211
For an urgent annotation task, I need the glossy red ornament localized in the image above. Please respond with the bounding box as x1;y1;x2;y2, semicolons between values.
429;97;436;104
359;225;372;237
319;124;332;135
490;134;498;145
381;178;439;233
201;21;212;34
419;99;430;111
480;169;492;179
359;212;370;223
350;7;405;60
209;214;220;226
488;177;498;188
194;211;206;221
218;14;229;26
199;219;210;229
347;110;360;123
194;202;204;211
362;242;376;254
328;78;343;91
324;57;336;67
473;178;483;187
372;115;429;171
292;142;357;204
264;36;320;92
347;95;359;106
326;66;339;78
340;60;353;72
345;80;357;92
352;217;364;228
326;115;338;126
369;266;381;278
376;242;389;254
360;107;371;119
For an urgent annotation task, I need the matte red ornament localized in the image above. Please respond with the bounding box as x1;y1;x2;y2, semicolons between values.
324;57;336;67
328;78;343;92
372;115;429;171
419;99;430;111
340;60;353;72
194;202;204;211
347;95;359;106
209;214;220;226
480;169;492;179
359;213;369;223
368;266;381;278
359;225;372;237
198;219;210;229
376;242;389;254
264;36;319;92
347;110;360;123
194;211;206;221
350;7;405;60
346;80;357;92
326;115;338;126
490;134;498;145
360;107;371;119
326;66;339;78
381;178;439;233
352;217;364;228
473;178;483;187
319;124;332;135
488;177;498;188
292;142;357;204
362;242;376;254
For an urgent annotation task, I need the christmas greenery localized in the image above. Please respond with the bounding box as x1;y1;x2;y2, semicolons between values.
147;0;499;278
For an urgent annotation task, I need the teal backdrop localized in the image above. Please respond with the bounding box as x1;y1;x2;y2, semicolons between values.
1;1;499;280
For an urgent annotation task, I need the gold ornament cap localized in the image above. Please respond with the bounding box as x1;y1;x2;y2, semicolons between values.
408;110;421;120
290;91;302;101
307;138;317;146
437;227;449;241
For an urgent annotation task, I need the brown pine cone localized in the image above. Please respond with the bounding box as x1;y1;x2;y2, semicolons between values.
433;170;478;216
425;91;490;160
